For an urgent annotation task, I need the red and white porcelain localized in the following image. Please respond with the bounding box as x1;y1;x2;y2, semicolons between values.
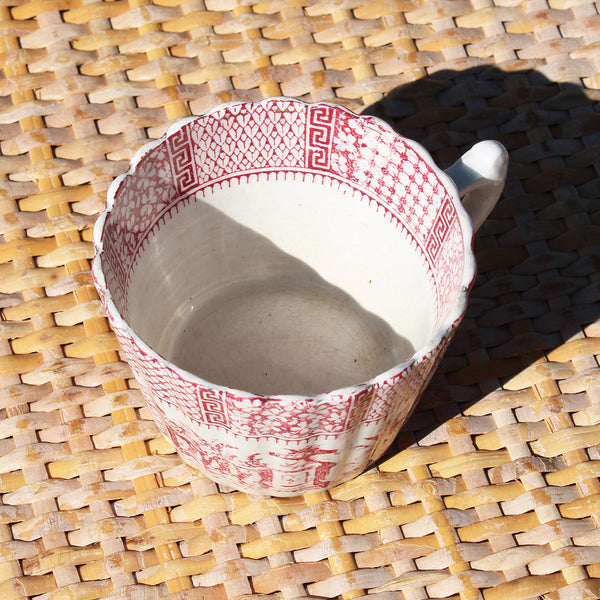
93;98;507;496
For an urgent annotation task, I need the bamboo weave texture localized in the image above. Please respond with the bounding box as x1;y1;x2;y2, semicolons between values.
0;1;599;600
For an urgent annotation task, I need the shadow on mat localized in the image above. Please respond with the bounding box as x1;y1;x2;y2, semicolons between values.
362;66;600;455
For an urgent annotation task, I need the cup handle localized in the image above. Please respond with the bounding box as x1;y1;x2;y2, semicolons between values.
444;140;509;233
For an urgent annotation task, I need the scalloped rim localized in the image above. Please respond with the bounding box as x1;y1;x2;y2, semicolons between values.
92;96;476;402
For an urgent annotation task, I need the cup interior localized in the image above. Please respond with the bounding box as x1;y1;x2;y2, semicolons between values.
97;99;468;396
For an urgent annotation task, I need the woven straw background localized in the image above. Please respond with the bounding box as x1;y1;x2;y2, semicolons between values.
1;1;599;599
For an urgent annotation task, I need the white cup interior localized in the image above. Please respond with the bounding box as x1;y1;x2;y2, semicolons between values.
126;175;436;395
99;101;468;397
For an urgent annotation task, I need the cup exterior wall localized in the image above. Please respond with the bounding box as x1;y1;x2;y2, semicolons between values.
112;322;451;496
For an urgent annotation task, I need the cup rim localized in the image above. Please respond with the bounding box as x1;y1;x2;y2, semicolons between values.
92;96;476;401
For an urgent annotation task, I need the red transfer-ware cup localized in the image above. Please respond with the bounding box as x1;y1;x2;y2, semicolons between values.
93;97;508;496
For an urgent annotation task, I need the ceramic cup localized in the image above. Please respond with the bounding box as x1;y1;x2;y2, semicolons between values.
93;97;508;496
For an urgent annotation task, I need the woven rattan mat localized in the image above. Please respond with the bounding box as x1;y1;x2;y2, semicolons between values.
1;1;599;599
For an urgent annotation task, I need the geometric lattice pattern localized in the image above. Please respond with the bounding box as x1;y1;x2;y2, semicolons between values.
99;99;463;327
